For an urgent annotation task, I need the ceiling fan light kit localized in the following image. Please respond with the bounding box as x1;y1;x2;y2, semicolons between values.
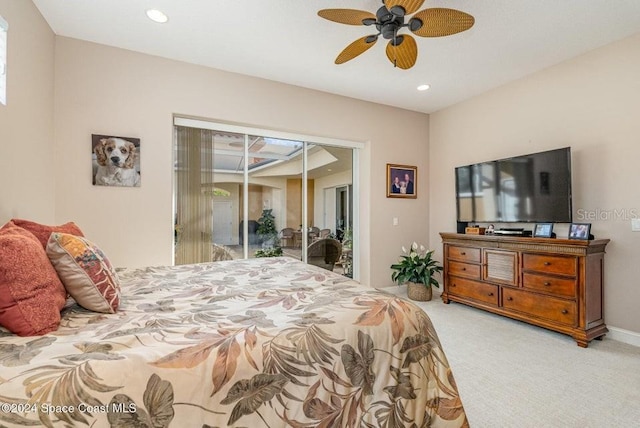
318;0;474;69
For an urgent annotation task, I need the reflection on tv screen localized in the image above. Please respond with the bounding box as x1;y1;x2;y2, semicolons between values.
455;148;572;223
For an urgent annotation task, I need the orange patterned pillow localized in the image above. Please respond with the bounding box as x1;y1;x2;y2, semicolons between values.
12;218;84;249
0;222;67;336
46;233;121;313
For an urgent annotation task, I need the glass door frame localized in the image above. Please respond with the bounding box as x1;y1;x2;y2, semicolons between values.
173;116;364;280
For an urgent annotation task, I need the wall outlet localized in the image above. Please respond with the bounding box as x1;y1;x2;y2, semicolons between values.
632;219;640;232
393;217;399;226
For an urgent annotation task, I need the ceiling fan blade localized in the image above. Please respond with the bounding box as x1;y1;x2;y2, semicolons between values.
385;0;425;16
385;35;417;69
335;36;378;64
410;8;475;37
318;9;376;25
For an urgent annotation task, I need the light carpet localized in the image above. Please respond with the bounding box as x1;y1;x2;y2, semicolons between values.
384;286;640;428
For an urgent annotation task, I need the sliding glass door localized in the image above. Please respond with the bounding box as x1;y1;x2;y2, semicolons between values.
309;146;353;277
173;118;359;278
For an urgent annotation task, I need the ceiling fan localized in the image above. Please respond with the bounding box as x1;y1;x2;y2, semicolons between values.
318;0;475;69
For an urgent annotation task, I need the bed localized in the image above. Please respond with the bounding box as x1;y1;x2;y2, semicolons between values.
0;256;467;427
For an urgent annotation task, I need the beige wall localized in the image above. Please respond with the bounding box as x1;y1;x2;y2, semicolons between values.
429;32;640;335
285;178;316;230
0;0;55;223
52;37;429;286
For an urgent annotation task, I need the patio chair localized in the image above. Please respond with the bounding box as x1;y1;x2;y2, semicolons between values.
280;227;295;247
307;238;342;271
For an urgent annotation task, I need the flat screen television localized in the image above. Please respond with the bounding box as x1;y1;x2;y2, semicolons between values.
455;147;572;223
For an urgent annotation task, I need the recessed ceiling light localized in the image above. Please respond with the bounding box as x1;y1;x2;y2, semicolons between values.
146;9;168;23
417;84;430;91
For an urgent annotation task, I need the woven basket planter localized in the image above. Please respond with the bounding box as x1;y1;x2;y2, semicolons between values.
407;281;433;302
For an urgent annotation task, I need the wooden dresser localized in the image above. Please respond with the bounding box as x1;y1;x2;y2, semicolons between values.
440;233;609;347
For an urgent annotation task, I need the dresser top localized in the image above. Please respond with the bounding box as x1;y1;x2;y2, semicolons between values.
440;232;609;255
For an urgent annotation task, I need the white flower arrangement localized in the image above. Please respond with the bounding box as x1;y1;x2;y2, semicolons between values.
390;242;443;288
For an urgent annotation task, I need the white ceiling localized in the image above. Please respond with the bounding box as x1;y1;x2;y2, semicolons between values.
32;0;640;114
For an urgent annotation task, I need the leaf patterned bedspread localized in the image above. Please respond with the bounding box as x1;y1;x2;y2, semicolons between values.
0;257;467;427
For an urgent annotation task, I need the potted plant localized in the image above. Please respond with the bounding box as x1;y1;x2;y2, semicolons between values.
256;209;279;248
390;242;443;301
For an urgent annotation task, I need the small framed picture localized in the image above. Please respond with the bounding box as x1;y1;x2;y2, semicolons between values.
91;134;141;187
568;223;591;240
533;223;554;238
387;164;417;199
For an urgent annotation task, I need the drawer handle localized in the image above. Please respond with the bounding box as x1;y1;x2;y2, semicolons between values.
544;282;551;286
460;252;466;256
507;297;513;301
561;309;569;314
451;283;457;287
488;292;494;296
462;267;466;271
544;262;551;266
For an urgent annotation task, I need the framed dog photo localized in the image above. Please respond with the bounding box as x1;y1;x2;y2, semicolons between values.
91;134;141;187
568;223;591;240
387;164;417;199
533;222;554;238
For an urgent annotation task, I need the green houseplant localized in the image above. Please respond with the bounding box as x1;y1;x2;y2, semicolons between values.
340;227;353;278
256;209;279;247
255;247;283;258
390;242;443;301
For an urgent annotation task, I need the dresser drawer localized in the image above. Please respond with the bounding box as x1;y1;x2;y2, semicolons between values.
502;288;576;326
484;249;518;286
447;246;481;263
448;277;498;306
522;273;576;298
522;254;577;277
448;261;481;279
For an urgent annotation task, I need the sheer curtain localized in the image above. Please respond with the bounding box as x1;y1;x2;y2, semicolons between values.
175;126;214;264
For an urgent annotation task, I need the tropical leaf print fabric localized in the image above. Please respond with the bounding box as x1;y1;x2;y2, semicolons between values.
0;257;467;427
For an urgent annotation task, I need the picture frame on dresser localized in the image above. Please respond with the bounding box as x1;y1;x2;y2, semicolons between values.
568;223;591;240
533;222;554;238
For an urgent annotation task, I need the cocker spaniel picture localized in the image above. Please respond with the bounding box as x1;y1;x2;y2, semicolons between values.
92;134;141;187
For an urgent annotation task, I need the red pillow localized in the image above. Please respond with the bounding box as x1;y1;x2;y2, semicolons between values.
0;222;67;336
11;218;84;249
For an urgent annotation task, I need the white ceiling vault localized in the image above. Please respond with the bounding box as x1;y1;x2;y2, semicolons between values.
33;0;640;114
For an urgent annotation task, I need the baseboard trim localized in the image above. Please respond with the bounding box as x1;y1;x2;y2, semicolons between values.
607;326;640;348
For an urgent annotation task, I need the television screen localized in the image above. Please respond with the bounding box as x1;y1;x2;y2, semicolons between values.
456;147;572;223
